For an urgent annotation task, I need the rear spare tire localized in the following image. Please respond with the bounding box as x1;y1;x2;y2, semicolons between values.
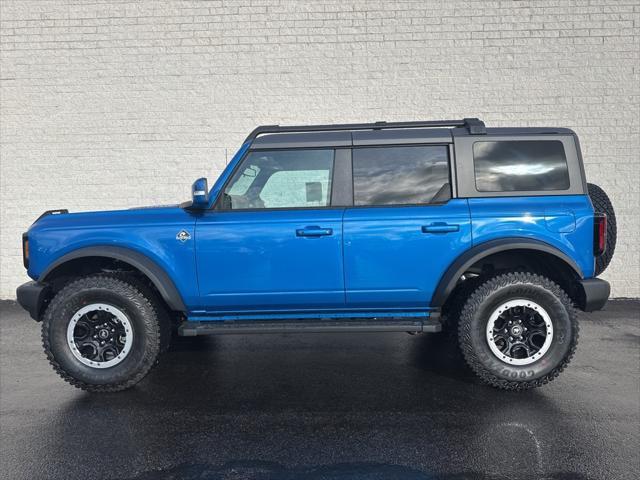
587;183;617;276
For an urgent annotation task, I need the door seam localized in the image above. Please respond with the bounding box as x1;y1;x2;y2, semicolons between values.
341;208;347;304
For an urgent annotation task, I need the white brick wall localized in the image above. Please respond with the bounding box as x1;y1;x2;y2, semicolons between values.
1;0;638;298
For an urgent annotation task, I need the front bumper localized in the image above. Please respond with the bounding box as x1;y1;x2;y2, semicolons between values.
578;278;610;312
16;281;50;321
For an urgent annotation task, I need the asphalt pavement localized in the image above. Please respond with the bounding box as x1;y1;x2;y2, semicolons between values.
1;299;638;480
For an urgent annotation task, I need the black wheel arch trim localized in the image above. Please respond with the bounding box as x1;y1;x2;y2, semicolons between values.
39;246;187;312
431;238;584;308
576;277;610;312
16;280;51;321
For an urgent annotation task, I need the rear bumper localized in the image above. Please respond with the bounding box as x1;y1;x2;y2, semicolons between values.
578;278;610;312
16;281;49;321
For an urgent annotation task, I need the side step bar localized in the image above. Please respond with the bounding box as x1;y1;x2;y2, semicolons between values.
178;318;442;336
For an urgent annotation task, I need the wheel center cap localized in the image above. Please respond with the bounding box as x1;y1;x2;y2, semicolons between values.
98;329;110;339
510;325;523;336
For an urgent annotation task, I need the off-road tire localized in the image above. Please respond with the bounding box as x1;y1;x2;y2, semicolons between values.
110;273;172;355
587;183;617;276
42;275;162;392
458;272;578;391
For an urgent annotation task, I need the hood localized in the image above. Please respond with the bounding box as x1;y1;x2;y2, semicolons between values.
28;205;189;232
129;204;179;210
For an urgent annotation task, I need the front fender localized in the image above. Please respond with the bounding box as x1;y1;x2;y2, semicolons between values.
27;207;198;311
40;246;187;312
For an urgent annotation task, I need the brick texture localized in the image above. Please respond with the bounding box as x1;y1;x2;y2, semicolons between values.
1;0;639;298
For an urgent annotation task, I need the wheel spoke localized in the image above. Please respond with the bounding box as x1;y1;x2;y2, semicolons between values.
97;344;118;362
76;340;99;360
73;321;91;341
527;328;547;349
492;332;510;353
508;341;531;359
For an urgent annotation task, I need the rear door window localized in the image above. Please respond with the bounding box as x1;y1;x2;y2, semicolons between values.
352;145;450;206
473;140;570;192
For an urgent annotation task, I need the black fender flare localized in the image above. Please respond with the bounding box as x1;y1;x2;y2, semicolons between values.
40;246;187;312
430;238;584;308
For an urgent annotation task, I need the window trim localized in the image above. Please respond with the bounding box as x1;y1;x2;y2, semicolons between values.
330;148;353;207
213;147;338;212
472;139;571;193
349;143;454;209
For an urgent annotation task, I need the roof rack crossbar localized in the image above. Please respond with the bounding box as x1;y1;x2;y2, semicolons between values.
244;118;485;143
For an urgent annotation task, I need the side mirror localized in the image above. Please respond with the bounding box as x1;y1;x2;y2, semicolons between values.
191;177;209;209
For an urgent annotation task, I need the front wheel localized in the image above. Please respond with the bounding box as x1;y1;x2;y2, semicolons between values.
42;275;163;392
458;272;578;390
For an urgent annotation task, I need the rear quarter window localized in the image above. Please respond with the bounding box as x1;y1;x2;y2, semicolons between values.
473;140;570;192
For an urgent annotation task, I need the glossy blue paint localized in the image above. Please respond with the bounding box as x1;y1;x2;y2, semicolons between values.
545;211;576;233
188;310;431;322
27;207;200;307
468;195;595;278
343;200;472;308
191;177;209;208
194;208;345;312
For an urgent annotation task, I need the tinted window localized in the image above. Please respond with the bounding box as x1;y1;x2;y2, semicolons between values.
352;146;450;206
473;140;570;192
221;149;334;209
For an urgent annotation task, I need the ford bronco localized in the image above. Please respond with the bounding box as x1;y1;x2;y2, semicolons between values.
16;118;616;392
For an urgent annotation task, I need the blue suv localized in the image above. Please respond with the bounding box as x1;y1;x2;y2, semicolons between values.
16;118;615;392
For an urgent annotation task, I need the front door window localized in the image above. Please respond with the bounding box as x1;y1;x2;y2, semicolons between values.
221;149;334;210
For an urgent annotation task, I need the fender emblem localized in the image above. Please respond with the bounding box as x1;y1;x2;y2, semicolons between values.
176;230;191;243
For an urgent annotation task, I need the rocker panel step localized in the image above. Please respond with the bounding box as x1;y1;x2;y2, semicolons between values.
178;319;442;336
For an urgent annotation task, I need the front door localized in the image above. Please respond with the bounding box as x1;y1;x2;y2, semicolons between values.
195;148;344;313
343;145;472;309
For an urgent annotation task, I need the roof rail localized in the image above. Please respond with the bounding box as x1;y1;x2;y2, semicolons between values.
462;117;486;135
243;118;485;143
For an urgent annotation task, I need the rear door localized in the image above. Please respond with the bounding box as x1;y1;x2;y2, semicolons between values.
195;148;346;313
343;143;472;309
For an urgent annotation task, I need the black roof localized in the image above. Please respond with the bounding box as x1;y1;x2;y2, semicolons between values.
247;118;576;149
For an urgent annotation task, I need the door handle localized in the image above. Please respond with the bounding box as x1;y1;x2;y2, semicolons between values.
422;223;460;234
296;226;333;237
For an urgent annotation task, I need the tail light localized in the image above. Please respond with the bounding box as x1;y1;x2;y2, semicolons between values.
22;233;29;269
594;213;607;257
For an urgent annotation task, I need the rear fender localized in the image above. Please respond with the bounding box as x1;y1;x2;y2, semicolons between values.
431;238;583;308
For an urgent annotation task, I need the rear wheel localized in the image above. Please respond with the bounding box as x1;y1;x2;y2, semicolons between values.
458;272;578;390
42;275;163;392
